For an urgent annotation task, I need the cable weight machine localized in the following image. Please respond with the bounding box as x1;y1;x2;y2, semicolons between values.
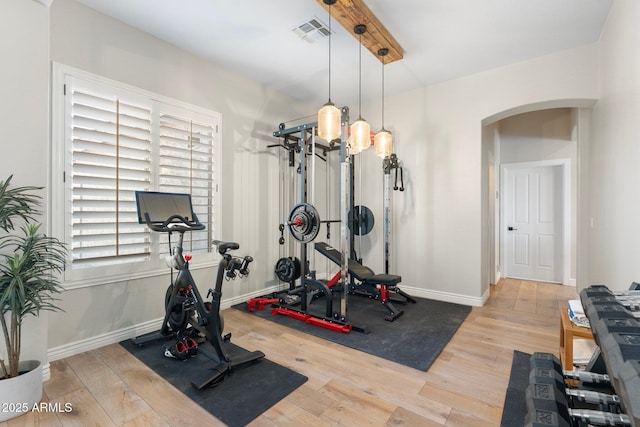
253;107;413;328
262;108;372;332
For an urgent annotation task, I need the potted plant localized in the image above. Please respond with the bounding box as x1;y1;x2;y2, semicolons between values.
0;175;67;421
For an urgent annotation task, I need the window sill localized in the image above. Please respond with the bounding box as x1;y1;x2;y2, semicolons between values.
62;260;217;290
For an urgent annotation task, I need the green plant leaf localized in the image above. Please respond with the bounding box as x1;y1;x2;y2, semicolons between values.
0;177;67;378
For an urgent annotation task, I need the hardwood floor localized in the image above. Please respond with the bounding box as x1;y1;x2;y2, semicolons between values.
2;279;577;426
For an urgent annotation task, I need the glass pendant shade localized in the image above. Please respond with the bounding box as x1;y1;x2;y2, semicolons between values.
374;128;393;158
350;118;371;153
349;23;370;154
317;102;341;141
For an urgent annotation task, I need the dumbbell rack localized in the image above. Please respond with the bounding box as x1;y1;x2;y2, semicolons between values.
524;284;640;427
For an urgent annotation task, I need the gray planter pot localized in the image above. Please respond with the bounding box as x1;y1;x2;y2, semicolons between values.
0;360;43;422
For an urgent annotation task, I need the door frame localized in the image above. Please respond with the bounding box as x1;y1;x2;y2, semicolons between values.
500;159;571;285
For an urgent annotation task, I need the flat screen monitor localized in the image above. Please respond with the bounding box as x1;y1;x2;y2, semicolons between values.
135;191;195;225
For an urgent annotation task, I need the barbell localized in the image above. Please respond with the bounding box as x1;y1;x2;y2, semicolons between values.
286;202;374;243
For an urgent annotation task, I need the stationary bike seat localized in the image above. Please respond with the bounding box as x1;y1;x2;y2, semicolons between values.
212;240;239;254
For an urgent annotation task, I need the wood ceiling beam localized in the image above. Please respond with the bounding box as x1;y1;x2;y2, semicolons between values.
316;0;404;64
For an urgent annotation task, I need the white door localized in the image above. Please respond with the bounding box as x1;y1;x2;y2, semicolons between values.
503;165;563;282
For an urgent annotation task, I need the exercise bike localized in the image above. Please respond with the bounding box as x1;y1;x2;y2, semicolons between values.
132;191;265;389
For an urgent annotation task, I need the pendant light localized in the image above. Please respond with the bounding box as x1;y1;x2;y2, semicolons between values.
350;24;371;154
374;48;393;158
317;0;341;142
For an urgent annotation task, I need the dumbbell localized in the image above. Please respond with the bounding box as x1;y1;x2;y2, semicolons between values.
526;381;631;427
529;354;631;426
531;365;622;411
525;381;571;427
575;286;640;426
628;282;640;291
576;286;640;359
580;284;640;316
525;409;569;427
567;409;631;426
531;352;611;387
530;365;621;410
239;255;253;276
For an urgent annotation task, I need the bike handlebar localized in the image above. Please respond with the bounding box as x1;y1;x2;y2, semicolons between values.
144;213;205;233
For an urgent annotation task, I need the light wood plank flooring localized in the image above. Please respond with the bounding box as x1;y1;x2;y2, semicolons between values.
1;278;577;426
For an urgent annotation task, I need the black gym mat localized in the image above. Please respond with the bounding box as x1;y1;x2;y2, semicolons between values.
120;338;307;427
234;295;471;371
500;350;531;427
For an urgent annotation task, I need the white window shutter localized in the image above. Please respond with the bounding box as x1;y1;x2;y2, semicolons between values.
158;111;215;254
69;84;152;267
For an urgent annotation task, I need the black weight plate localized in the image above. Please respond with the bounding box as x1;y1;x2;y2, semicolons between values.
274;256;301;282
348;205;375;236
287;203;321;243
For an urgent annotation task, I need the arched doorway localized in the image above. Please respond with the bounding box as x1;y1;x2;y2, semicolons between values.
481;100;595;289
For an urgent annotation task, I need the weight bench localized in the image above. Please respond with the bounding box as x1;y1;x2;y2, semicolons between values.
315;242;416;321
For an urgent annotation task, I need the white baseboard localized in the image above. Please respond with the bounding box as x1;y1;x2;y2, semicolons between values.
399;285;487;307
48;318;162;362
47;284;284;363
47;283;480;363
42;362;50;382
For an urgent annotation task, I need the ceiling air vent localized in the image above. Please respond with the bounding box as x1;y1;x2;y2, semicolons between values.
292;17;331;43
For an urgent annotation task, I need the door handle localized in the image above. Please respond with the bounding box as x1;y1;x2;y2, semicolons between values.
508;226;518;231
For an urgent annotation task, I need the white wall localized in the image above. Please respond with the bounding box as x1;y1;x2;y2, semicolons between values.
499;109;576;164
357;45;598;304
481;122;498;288
576;108;592;289
589;0;640;290
46;0;313;354
0;0;50;373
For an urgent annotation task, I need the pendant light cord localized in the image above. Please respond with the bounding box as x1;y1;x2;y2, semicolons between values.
358;32;362;118
381;58;385;128
328;3;332;103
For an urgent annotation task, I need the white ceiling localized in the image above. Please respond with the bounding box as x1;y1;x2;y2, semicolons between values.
75;0;612;109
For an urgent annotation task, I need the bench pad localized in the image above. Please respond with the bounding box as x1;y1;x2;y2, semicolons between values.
315;242;401;285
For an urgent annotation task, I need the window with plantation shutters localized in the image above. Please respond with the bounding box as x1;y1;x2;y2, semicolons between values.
70;87;152;267
52;64;220;287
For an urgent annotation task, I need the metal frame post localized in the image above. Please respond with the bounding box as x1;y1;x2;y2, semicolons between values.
382;153;398;274
339;106;350;321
